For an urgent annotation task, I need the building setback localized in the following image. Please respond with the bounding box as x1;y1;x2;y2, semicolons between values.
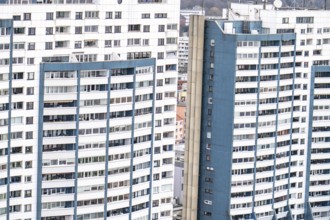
0;0;179;219
183;2;330;220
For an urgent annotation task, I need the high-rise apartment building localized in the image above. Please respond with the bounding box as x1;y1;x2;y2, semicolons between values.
0;0;179;219
183;2;330;220
178;36;189;74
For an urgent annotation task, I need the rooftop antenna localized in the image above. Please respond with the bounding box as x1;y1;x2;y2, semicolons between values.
325;0;327;10
291;0;300;9
262;0;267;9
227;0;231;19
202;0;205;15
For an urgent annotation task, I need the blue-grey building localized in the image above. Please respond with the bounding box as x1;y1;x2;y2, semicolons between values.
183;2;330;220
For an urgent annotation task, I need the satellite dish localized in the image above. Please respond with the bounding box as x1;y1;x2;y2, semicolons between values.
273;0;283;8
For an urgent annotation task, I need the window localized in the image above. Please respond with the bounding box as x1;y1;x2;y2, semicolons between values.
84;40;97;47
25;146;32;154
26;132;33;140
157;52;164;59
142;13;150;19
127;38;140;46
143;25;150;32
24;13;31;20
143;39;149;46
85;11;99;19
115;11;122;19
13;15;21;20
165;64;176;71
13;72;23;80
296;17;314;24
46;27;53;35
166;37;177;44
25;176;32;182
104;54;112;61
24;204;31;212
204;200;212;205
14;27;25;34
24;190;32;198
46;12;53;20
205;177;213;182
156;93;163;100
167;23;178;30
127;51;151;60
158;25;165;32
204;211;212;216
27;58;34;65
84;25;98;32
45;42;53;50
157;66;163;73
0;43;10;50
106;12;112;19
114;40;120;47
12;87;23;94
56;11;70;19
105;26;112;33
27;72;34;80
155;13;167;18
28;43;35;50
75;27;82;34
205;189;213;195
28;28;35;35
27;87;34;95
160;211;171;217
105;40;112;48
114;26;121;33
282;17;289;24
76;12;83;19
128;24;140;32
25;161;32;168
26;102;34;110
158;38;164;46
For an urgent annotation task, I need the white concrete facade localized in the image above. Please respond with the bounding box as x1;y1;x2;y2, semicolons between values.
228;4;330;220
0;0;179;219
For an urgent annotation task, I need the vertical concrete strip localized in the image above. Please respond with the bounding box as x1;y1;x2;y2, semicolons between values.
183;15;204;220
